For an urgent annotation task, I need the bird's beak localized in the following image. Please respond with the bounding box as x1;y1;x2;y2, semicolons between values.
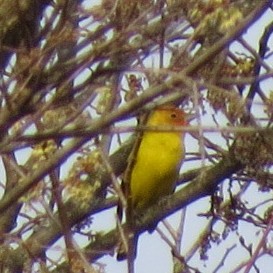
186;113;195;123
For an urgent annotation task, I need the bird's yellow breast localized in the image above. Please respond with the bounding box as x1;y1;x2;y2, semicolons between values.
130;131;185;210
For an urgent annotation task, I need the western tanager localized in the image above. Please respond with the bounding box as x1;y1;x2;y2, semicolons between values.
130;105;187;211
117;105;187;260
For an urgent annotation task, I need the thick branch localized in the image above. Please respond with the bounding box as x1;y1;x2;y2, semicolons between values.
52;145;242;272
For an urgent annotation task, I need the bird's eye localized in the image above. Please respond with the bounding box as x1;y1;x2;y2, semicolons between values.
170;113;177;118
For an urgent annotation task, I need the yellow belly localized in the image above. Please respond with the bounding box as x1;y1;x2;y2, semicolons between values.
130;131;185;210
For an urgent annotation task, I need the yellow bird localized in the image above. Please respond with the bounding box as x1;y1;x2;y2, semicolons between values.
130;105;187;211
117;105;188;260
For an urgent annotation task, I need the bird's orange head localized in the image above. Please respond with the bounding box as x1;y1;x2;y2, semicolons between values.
147;105;188;127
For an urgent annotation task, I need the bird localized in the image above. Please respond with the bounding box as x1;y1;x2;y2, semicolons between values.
117;104;188;260
130;105;187;211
